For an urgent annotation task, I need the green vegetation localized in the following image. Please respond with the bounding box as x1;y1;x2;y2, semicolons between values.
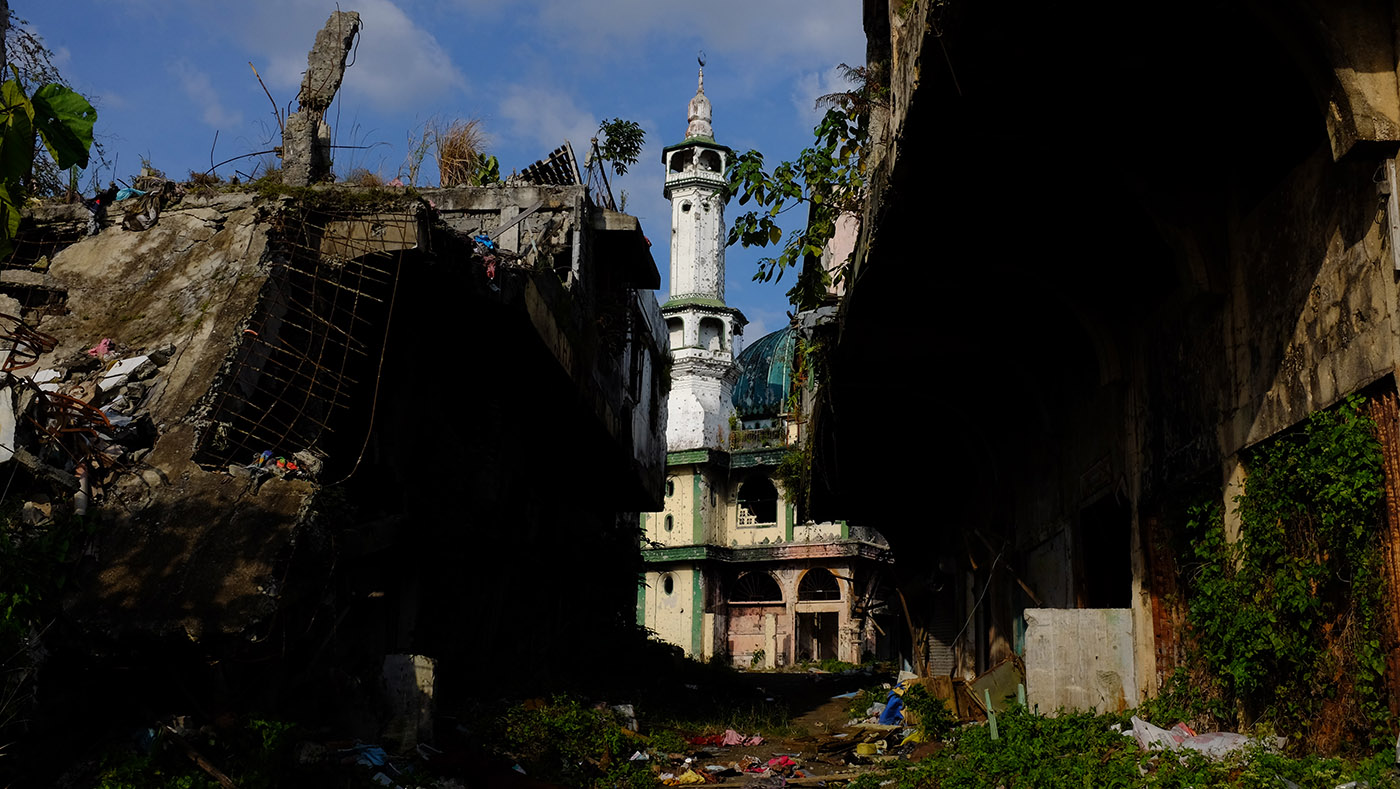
726;105;864;308
494;696;653;789
595;118;645;177
0;68;96;258
93;716;299;789
901;684;957;741
848;707;1399;789
848;684;887;719
727;64;882;308
1164;395;1391;750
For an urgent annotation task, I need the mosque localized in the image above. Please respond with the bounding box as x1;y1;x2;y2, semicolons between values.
636;71;894;668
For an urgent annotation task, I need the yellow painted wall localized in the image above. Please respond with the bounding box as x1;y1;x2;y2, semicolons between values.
645;468;696;547
644;567;700;657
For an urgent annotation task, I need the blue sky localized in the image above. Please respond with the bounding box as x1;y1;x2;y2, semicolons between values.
19;0;865;346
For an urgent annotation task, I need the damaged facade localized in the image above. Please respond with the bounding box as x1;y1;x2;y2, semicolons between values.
810;0;1400;717
4;169;666;764
639;74;893;668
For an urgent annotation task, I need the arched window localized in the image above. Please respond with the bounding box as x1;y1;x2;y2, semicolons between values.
737;477;778;527
731;572;782;603
798;568;841;601
699;317;724;352
698;150;721;172
669;150;693;172
662;574;675;595
664;514;674;532
667;318;684;351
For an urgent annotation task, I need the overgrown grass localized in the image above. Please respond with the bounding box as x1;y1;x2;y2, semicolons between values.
92;716;299;789
848;707;1400;789
467;696;653;789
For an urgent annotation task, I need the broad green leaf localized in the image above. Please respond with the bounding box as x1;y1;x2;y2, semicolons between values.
0;79;34;192
32;83;96;170
0;182;21;261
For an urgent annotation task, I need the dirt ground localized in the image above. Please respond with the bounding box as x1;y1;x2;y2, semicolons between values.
655;669;905;785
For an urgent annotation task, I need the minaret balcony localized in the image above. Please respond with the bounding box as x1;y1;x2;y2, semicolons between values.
665;169;727;190
670;346;736;371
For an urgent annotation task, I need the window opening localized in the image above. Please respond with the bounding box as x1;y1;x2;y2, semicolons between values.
737;477;779;527
731;572;782;603
798;568;841;601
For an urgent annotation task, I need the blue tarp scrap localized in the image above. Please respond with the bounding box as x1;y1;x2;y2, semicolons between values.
878;691;904;725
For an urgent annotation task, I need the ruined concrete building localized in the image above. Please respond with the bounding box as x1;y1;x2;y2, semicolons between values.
810;0;1400;717
638;73;893;667
0;20;671;768
3;172;665;766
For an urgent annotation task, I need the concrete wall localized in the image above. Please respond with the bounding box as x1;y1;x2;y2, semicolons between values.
828;0;1400;704
643;566;702;657
666;180;726;302
1024;608;1137;714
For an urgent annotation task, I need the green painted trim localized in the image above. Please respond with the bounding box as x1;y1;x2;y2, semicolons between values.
785;502;794;542
662;296;726;310
693;471;705;544
731;448;788;469
841;519;849;539
660;297;747;322
661;138;734;157
641;545;714;562
667;449;731;470
668;449;710;465
645;541;892;564
691;567;704;657
636;575;647;627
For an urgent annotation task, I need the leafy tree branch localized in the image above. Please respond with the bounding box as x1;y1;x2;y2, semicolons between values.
725;64;883;309
596;117;645;177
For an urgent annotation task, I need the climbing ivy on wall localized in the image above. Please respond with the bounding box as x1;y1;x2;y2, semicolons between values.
1180;395;1390;750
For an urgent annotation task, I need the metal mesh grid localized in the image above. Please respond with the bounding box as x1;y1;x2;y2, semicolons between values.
192;206;411;473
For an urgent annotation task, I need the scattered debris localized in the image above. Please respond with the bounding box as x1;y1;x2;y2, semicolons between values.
1127;715;1284;760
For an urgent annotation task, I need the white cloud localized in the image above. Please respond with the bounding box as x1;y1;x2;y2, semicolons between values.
228;0;467;110
512;0;864;70
792;65;851;126
169;60;244;129
497;84;599;156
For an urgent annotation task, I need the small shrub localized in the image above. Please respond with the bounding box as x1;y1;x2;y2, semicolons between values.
343;167;383;187
434;119;486;187
901;684;956;740
187;170;221;187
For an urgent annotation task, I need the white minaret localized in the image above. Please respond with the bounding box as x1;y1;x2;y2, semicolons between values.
661;67;747;451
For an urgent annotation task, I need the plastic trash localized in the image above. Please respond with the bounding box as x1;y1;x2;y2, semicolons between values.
878;692;905;725
1129;715;1274;760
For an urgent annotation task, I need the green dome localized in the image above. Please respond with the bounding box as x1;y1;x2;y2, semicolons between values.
733;327;797;419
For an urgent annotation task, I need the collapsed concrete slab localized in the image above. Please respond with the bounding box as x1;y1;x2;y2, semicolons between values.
3;183;667;764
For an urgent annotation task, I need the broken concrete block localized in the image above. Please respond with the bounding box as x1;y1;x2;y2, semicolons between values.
148;344;176;367
282;10;361;186
99;355;151;391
